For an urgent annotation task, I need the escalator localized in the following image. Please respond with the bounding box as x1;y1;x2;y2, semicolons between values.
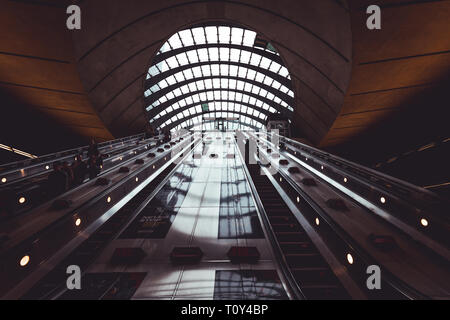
249;170;350;299
21;155;180;299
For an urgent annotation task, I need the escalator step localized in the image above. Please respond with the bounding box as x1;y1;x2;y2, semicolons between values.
292;268;337;286
280;242;315;254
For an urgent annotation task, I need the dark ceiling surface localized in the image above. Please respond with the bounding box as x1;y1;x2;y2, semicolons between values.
321;0;450;157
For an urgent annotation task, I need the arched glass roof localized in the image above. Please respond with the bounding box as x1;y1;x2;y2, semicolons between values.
145;23;295;131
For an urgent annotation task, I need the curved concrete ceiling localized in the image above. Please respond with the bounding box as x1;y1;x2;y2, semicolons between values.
71;0;353;144
3;0;446;160
0;0;113;143
320;0;450;149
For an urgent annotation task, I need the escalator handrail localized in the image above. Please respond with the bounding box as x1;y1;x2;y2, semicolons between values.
267;132;447;206
0;133;148;173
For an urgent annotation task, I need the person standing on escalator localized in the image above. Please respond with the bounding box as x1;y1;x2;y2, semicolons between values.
87;138;103;179
87;138;99;159
72;154;87;185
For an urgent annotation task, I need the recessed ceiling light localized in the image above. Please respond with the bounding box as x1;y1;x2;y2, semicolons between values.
20;255;30;267
347;253;354;265
420;218;429;227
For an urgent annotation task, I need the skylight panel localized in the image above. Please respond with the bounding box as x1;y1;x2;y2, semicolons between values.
242;30;256;47
166;56;179;69
246;69;256;80
229;65;238;77
186;50;199;63
201;65;211;77
167;33;182;50
179;30;193;46
231;27;243;45
219;47;229;61
255;73;264;83
279;66;289;77
197;82;205;91
220;78;228;88
220;64;228;76
240;51;251;64
211;64;220;76
159;95;168;103
173;87;182;97
174;72;185;82
158;80;168;89
238;67;247;78
192;66;202;78
249;53;262;66
192;27;206;44
236;80;245;90
269;61;281;73
148;65;160;77
230;49;240;62
260;57;271;69
263;76;273;86
188;82;197;92
177;52;189;66
184;69;194;80
205;26;218;43
179;84;189;94
213;78;221;88
209;47;219;62
218;26;230;43
166;91;175;100
198;48;209;62
204;79;213;89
